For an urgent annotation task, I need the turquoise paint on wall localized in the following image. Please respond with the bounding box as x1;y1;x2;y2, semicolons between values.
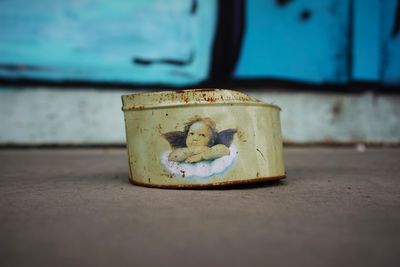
0;0;217;85
352;0;381;81
382;0;400;84
352;0;400;83
235;0;350;83
0;0;399;86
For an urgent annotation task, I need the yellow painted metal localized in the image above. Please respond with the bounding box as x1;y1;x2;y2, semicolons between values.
122;89;285;188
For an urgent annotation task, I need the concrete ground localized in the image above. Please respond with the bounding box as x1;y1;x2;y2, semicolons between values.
0;147;399;267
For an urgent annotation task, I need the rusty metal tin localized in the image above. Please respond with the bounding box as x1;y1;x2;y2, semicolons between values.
121;89;285;188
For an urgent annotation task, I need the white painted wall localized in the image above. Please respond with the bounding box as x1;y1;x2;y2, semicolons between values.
0;87;399;145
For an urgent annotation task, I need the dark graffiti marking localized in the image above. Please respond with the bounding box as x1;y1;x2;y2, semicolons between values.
133;52;194;67
392;0;400;37
276;0;294;7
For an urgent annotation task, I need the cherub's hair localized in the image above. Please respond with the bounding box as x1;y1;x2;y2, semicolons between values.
163;116;237;149
183;116;218;147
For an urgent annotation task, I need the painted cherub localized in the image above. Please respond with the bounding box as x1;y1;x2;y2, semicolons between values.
163;116;237;163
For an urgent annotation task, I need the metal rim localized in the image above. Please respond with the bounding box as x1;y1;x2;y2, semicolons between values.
128;175;286;189
121;88;281;111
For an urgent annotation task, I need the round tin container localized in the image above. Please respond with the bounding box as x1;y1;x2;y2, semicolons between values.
121;89;285;188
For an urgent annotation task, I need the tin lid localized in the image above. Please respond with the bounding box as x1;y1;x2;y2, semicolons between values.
121;89;280;111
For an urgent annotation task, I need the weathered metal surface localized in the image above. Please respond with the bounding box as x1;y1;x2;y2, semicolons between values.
121;89;285;188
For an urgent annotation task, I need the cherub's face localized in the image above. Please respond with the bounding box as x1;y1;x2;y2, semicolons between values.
186;122;212;147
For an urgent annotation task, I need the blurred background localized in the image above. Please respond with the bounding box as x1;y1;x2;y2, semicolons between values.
1;0;399;145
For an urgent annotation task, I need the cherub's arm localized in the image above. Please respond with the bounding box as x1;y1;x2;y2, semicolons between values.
184;146;211;163
185;144;230;163
168;147;192;162
203;144;230;160
169;146;210;162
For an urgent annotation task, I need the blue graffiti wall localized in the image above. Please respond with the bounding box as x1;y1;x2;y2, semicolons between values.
0;0;399;86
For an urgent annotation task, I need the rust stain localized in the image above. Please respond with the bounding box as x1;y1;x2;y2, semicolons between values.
237;129;247;142
122;88;275;112
156;124;163;134
161;172;174;179
205;97;217;103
